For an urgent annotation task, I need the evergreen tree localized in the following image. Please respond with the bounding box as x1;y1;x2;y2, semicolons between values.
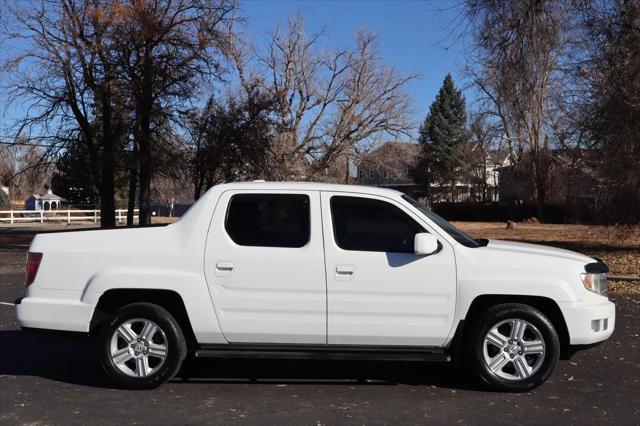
51;142;100;206
0;188;10;209
414;74;467;202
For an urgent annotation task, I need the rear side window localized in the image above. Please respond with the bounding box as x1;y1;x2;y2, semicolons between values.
225;194;310;248
330;196;424;253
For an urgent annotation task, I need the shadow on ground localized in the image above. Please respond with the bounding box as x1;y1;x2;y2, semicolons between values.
0;330;483;391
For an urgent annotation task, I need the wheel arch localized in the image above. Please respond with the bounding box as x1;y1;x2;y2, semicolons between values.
90;289;198;350
463;294;570;358
81;268;227;344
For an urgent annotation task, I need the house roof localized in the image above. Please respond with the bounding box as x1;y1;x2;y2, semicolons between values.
30;189;64;201
369;141;419;156
358;142;420;166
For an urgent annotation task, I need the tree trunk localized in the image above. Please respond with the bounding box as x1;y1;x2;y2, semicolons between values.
450;179;455;203
126;165;137;226
344;155;350;184
193;179;202;201
138;140;152;226
137;47;154;226
100;93;116;229
193;160;205;201
532;147;547;222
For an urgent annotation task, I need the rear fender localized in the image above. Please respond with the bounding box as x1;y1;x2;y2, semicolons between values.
81;268;226;344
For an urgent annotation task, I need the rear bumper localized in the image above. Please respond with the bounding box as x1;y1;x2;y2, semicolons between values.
15;297;93;333
558;297;615;345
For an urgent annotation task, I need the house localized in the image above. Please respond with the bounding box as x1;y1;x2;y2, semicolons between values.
464;147;514;202
25;188;65;211
498;150;603;206
0;185;8;196
356;141;511;202
356;142;422;197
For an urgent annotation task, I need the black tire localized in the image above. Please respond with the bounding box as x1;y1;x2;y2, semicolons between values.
98;302;187;389
468;303;560;392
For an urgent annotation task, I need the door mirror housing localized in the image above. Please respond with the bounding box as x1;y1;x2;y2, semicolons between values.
414;233;439;255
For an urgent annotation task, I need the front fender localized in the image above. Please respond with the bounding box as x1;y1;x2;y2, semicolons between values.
455;274;583;320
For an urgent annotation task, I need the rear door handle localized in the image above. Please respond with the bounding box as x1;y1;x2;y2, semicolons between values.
335;265;354;281
215;262;234;276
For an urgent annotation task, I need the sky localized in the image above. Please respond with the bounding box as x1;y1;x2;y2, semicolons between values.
0;0;471;140
240;0;470;135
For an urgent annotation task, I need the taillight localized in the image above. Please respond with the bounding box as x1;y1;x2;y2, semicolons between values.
25;252;43;287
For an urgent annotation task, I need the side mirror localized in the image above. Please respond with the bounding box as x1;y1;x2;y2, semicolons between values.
414;232;440;255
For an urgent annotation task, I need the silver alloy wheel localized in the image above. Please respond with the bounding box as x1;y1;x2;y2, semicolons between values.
109;318;168;378
482;318;546;381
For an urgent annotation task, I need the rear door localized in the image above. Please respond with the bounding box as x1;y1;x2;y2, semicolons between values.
321;192;457;346
204;190;326;344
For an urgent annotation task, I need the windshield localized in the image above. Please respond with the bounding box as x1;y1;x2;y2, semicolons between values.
402;195;483;248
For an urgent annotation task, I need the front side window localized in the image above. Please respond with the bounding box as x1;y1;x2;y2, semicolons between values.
330;196;424;253
225;194;310;248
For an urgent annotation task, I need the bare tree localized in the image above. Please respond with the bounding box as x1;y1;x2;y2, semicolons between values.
183;98;215;201
151;174;190;217
183;90;275;200
463;112;501;202
568;0;640;221
463;0;569;218
315;31;415;175
232;16;417;180
113;0;237;225
4;0;124;227
0;139;53;201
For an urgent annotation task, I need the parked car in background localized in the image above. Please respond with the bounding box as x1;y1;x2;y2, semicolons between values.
16;182;614;391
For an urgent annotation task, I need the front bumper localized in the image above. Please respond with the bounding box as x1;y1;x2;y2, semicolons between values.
15;296;93;333
558;297;615;345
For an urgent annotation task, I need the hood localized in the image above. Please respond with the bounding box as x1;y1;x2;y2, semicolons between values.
486;239;594;264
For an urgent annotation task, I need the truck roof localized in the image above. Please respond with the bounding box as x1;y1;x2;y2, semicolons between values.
213;181;406;198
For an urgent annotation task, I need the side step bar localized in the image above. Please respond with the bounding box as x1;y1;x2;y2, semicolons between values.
195;344;451;362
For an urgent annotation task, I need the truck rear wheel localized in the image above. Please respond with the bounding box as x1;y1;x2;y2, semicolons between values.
469;303;560;392
98;302;187;389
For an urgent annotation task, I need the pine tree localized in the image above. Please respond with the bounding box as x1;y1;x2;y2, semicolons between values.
0;188;10;209
414;74;467;202
51;142;100;206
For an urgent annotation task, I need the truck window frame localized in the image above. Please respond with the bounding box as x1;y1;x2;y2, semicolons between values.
224;193;311;248
329;195;426;253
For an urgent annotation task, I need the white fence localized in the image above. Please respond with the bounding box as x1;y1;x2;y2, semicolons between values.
0;209;138;224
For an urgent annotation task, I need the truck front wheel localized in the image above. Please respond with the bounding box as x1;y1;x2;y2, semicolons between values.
469;303;560;392
98;302;187;389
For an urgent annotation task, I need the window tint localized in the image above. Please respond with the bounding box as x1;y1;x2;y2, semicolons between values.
401;194;482;248
330;196;424;253
225;194;310;248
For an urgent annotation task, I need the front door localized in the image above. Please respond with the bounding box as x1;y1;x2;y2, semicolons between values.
321;192;456;346
204;190;326;344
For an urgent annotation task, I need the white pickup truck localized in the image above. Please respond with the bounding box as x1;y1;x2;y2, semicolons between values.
16;182;614;391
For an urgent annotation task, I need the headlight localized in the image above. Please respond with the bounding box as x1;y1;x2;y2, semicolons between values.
581;273;608;297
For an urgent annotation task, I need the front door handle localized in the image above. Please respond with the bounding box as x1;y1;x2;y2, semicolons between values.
215;261;234;276
335;265;354;281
